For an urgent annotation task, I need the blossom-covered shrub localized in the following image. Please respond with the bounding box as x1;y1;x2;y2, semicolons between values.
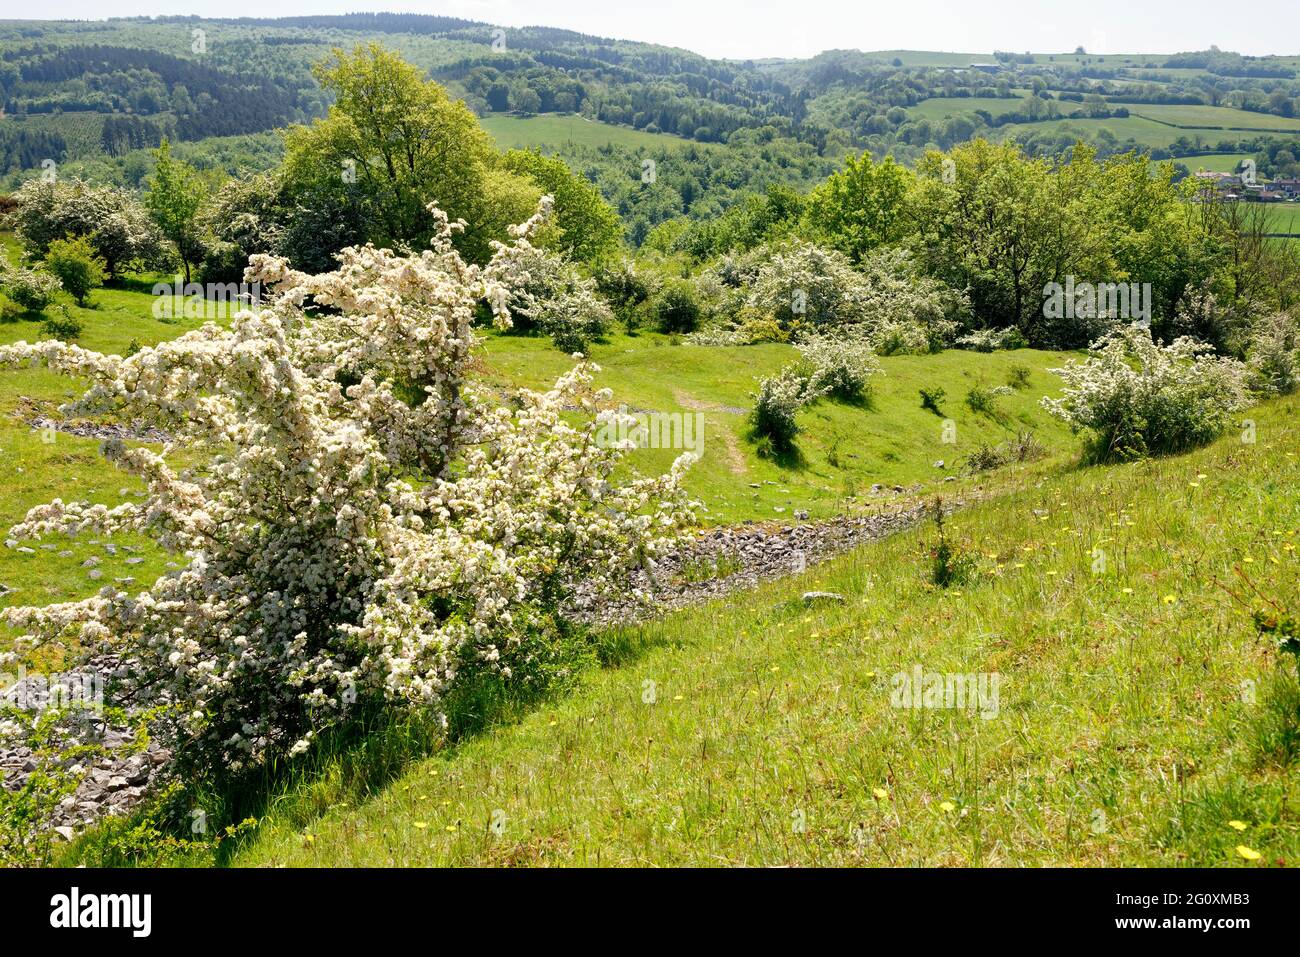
1042;326;1250;462
747;239;871;332
699;241;963;353
0;261;61;315
493;218;613;352
1245;312;1300;396
0;200;697;778
795;333;882;401
854;248;964;354
956;326;1029;352
750;366;829;450
7;178;164;279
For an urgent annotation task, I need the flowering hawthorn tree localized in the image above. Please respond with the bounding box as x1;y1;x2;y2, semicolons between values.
1042;326;1249;461
0;200;697;773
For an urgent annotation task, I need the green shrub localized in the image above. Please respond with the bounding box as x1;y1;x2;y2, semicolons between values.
41;309;83;341
927;501;976;588
44;236;106;306
919;386;946;415
653;279;701;334
594;259;657;333
750;366;826;450
965;383;1012;417
0;292;23;323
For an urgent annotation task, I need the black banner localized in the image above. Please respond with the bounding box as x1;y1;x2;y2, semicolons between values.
0;867;1285;944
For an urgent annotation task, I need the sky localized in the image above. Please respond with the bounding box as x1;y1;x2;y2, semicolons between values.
7;0;1298;60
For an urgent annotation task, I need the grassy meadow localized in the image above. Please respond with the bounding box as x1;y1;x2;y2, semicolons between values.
3;220;1298;871
480;114;691;152
129;393;1298;867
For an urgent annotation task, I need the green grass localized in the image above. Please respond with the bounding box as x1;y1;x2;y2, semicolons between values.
1261;204;1300;235
479;113;690;151
1185;153;1255;173
477;329;1080;524
204;395;1300;867
1128;104;1300;133
909;96;1029;120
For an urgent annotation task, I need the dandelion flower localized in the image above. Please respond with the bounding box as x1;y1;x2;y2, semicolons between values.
939;801;956;813
1236;845;1261;861
1228;820;1248;831
872;787;889;801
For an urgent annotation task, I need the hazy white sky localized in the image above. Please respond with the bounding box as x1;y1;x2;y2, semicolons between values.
9;1;1298;60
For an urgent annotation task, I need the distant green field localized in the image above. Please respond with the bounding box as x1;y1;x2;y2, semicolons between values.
909;97;1026;120
996;114;1240;149
1185;153;1255;173
857;51;991;67
1128;104;1300;133
1262;204;1300;234
907;98;1300;154
480;113;690;151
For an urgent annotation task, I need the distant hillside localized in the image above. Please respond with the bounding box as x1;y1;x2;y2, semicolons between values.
1;16;1297;175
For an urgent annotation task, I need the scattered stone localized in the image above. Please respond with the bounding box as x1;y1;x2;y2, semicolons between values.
802;591;846;605
87;569;103;580
16;546;34;554
81;557;101;568
124;557;144;566
933;460;945;469
53;826;75;842
794;510;809;521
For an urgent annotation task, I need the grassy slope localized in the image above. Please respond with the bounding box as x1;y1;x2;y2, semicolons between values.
480;114;690;152
906;99;1300;152
228;395;1300;867
1128;104;1300;132
477;329;1079;524
1186;153;1255;173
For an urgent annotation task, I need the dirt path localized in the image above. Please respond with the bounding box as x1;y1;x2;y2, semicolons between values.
671;388;749;475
